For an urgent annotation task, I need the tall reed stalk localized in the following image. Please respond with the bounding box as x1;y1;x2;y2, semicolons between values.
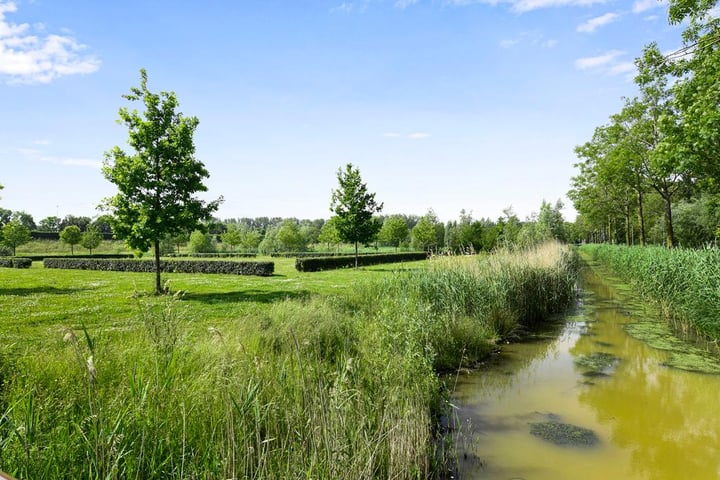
0;242;578;479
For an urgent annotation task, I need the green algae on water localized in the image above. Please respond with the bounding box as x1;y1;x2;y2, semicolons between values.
529;422;600;447
624;320;720;375
574;352;620;376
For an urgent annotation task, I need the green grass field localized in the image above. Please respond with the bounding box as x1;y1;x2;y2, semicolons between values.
0;244;578;479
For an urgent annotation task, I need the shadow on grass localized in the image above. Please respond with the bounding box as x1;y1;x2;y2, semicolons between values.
182;289;311;304
0;286;95;296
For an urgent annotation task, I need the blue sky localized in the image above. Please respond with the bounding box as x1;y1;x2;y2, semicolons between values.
0;0;683;224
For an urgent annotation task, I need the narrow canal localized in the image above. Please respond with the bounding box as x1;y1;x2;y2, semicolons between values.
453;260;720;480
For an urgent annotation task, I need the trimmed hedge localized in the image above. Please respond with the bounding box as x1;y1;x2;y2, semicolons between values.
295;252;428;272
165;252;257;258
0;257;33;269
43;258;274;276
23;253;134;261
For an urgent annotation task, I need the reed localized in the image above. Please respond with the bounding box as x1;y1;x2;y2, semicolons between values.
0;243;578;479
581;244;720;341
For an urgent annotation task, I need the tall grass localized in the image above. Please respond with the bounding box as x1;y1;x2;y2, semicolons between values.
0;243;578;479
581;244;720;340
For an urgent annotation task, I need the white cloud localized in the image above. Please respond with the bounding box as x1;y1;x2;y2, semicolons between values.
510;0;605;13
608;61;636;75
632;0;667;14
408;132;430;139
33;139;50;145
57;158;102;169
383;132;431;139
0;1;101;84
577;12;620;32
575;50;625;70
395;0;419;7
500;32;557;48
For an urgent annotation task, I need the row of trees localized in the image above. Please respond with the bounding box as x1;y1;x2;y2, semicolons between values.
569;1;720;248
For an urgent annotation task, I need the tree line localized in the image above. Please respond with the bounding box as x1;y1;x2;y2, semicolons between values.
569;0;720;248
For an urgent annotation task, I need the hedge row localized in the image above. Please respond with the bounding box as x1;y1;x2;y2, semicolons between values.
0;257;33;269
272;251;399;258
23;254;134;261
295;252;428;272
43;258;274;276
165;252;257;258
31;231;115;240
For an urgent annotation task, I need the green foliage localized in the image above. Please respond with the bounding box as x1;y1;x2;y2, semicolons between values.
276;219;308;252
38;216;61;232
582;244;720;339
330;164;383;266
411;210;443;251
80;225;102;255
0;242;577;479
220;224;243;250
189;230;216;253
59;225;82;255
295;252;427;272
0;257;32;268
102;69;222;293
318;216;342;250
378;215;409;250
1;220;31;256
43;258;274;276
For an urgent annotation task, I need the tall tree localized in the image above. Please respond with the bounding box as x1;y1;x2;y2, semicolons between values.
330;163;383;267
633;44;690;247
103;69;222;293
38;216;62;232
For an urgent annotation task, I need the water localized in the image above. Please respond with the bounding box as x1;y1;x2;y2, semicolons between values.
453;262;720;480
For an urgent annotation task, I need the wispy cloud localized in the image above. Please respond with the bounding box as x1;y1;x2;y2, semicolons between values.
577;12;620;32
632;0;667;14
383;132;431;139
17;145;102;169
33;139;50;145
500;31;558;48
395;0;419;7
575;50;636;79
510;0;605;13
0;1;101;84
575;50;625;70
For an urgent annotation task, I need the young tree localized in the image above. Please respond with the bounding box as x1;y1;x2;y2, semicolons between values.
330;164;383;267
103;69;222;293
189;230;215;253
2;220;31;256
412;211;442;252
277;219;308;252
318;216;342;251
60;225;82;255
12;211;36;231
379;215;409;251
221;224;243;251
81;225;102;255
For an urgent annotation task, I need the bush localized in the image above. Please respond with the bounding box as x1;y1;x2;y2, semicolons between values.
0;257;32;268
165;252;257;258
43;258;274;276
296;252;428;272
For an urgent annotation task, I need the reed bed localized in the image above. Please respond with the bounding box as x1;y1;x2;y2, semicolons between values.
581;244;720;340
0;243;578;479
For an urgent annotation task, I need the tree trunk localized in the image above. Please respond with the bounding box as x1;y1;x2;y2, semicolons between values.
154;240;163;294
637;190;646;246
354;241;359;268
663;193;675;248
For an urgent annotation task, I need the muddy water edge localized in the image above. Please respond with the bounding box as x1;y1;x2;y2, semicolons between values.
451;258;720;480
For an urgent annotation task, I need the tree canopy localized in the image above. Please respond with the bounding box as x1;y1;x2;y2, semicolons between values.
103;69;222;293
330;164;383;266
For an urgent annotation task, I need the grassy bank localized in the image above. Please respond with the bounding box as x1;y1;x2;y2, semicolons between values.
580;244;720;340
0;243;578;479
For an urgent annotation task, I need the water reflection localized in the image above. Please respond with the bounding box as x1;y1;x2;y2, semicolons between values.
453;262;720;480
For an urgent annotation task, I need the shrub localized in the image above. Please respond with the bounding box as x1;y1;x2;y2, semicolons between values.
295;252;428;272
0;257;32;268
43;258;274;276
